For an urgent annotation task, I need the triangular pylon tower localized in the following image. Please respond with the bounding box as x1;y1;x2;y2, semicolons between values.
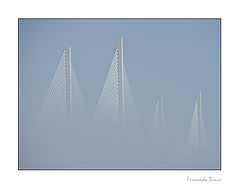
93;37;137;128
185;90;208;152
150;96;166;142
37;43;88;125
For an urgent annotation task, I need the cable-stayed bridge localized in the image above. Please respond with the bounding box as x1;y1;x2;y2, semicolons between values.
185;90;208;152
150;96;166;143
35;38;208;154
37;43;88;125
93;37;137;129
37;38;137;129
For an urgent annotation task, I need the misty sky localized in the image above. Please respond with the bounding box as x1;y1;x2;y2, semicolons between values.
19;19;220;169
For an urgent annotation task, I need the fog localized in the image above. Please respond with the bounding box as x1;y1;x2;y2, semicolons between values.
19;19;220;169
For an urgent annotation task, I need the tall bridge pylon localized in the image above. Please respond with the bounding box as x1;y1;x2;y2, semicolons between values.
185;90;208;152
93;37;137;128
150;96;166;142
37;43;87;124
